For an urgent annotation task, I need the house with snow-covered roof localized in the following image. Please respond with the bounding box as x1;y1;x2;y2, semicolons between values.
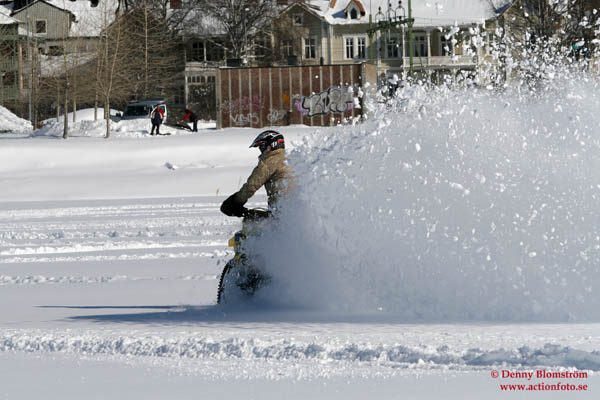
10;0;118;55
0;4;32;105
276;0;513;81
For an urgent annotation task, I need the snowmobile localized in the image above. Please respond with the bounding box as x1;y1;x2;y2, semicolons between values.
217;208;271;304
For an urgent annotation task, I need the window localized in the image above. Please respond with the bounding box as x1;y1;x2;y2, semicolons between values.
48;46;64;56
189;41;205;62
441;34;453;56
188;75;213;84
345;37;354;59
293;13;303;26
386;37;401;58
407;33;428;57
254;37;269;58
170;0;182;9
2;71;16;87
346;3;365;20
35;20;46;34
304;37;316;59
0;42;14;57
206;40;225;61
344;36;367;60
282;39;294;57
357;37;366;58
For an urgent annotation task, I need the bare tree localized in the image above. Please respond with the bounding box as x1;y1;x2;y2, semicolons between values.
96;8;130;138
201;0;279;62
128;0;204;34
119;4;184;102
500;0;600;50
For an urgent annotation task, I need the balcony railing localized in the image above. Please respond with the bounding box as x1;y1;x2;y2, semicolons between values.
404;55;477;67
0;85;20;102
0;59;19;72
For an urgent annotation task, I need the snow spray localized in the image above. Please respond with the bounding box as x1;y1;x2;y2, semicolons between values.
250;44;600;321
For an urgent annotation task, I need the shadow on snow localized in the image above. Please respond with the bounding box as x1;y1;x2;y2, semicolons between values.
38;304;444;326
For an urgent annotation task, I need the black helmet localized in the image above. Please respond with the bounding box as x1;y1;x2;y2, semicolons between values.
250;130;285;154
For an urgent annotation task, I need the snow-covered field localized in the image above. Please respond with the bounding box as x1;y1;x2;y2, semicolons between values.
2;74;600;398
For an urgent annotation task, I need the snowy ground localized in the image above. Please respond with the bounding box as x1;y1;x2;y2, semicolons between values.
1;92;600;398
2;194;598;399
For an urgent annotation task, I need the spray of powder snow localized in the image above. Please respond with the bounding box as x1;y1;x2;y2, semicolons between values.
245;68;600;322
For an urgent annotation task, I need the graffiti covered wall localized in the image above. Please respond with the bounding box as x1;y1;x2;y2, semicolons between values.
216;64;377;129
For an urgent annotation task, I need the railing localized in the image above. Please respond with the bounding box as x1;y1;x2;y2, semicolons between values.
0;85;20;102
403;55;478;67
0;59;18;72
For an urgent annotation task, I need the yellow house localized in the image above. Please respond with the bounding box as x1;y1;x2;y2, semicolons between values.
278;0;513;81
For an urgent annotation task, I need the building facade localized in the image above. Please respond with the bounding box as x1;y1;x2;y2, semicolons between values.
0;5;30;108
275;0;512;82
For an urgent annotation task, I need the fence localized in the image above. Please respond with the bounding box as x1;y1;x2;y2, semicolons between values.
216;63;377;129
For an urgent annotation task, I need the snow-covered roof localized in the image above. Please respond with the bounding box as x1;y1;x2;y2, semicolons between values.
0;3;18;24
11;0;118;37
45;0;119;36
178;11;227;37
299;0;512;27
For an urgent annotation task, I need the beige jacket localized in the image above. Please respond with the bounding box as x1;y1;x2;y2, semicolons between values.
234;148;294;207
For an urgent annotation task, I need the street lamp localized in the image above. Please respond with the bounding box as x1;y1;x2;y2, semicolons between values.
243;7;250;66
375;2;407;26
368;0;414;73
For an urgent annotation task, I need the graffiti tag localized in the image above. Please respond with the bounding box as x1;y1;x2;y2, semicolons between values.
295;86;355;118
267;109;287;124
231;113;259;126
222;95;266;114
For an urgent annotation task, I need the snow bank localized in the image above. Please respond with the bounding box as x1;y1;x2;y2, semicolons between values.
1;329;599;374
35;115;215;138
254;71;600;322
38;108;217;135
0;105;32;134
41;108;121;124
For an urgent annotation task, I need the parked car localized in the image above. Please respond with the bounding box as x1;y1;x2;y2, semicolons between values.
120;99;168;121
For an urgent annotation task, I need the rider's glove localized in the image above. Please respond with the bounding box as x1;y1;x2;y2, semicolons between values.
220;194;246;217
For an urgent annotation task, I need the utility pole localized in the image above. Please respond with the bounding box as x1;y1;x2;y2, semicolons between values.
408;0;413;75
0;73;4;107
26;13;32;122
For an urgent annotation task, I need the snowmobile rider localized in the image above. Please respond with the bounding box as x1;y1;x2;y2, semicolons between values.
220;130;293;218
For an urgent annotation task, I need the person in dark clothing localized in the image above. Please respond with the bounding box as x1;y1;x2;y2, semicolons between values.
150;106;164;135
179;109;199;132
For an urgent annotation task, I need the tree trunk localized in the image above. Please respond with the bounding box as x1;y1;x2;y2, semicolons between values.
105;96;110;138
56;84;60;122
144;2;149;98
63;84;68;139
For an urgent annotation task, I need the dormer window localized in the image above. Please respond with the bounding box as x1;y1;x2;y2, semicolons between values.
345;0;366;20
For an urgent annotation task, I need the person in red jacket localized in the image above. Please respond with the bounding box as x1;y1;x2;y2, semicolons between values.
179;109;198;132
